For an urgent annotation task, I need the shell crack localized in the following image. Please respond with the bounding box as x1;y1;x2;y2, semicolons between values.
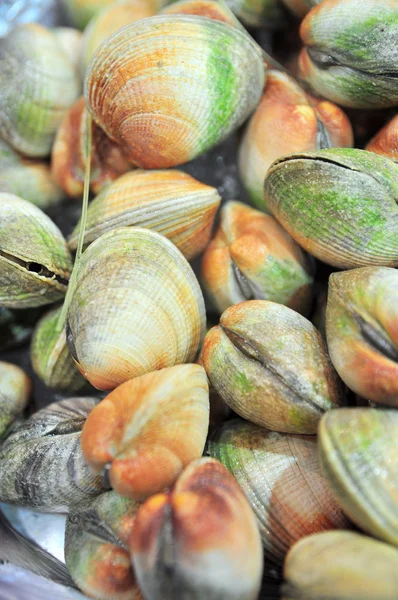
0;249;69;286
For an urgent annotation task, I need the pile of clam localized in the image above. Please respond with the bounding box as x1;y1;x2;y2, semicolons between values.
0;0;397;598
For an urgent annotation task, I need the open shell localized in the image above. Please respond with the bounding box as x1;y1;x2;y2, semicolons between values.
66;227;206;390
85;15;265;168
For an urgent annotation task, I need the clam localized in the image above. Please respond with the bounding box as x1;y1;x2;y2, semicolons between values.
61;0;117;29
283;531;398;599
160;0;238;25
0;139;64;211
66;227;206;390
51;97;131;199
0;362;31;438
280;0;322;18
238;70;353;211
0;23;80;157
209;419;349;563
319;408;398;547
366;113;398;163
0;194;72;308
264;148;398;269
326;267;398;406
65;491;142;600
53;27;83;73
0;397;106;511
84;15;265;169
201;201;313;316
130;457;263;600
81;364;209;500
31;306;85;392
202;300;342;434
68;169;220;259
298;0;398;108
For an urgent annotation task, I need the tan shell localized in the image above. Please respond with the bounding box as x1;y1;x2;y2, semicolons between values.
366;113;398;163
68;169;220;259
66;227;206;390
0;361;31;438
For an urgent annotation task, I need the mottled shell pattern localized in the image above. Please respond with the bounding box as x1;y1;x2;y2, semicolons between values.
210;419;349;562
0;397;106;511
201;201;313;316
84;15;265;168
238;70;353;211
0;361;31;438
81;364;209;500
68;169;221;259
66;228;206;390
203;300;342;434
0;194;72;308
0;23;80;157
131;457;263;600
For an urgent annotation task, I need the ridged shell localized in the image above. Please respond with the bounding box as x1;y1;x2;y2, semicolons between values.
81;364;209;499
85;15;265;169
51;97;131;199
0;361;31;438
209;420;349;563
201;201;313;316
131;457;263;600
326;267;398;406
31;306;85;391
0;24;80;157
283;531;398;600
68;169;220;259
298;0;398;108
238;70;353;211
264;148;398;269
62;0;117;29
65;491;142;600
0;194;72;308
66;227;206;390
202;301;342;434
160;0;237;25
0;397;106;511
319;408;398;547
366;114;398;163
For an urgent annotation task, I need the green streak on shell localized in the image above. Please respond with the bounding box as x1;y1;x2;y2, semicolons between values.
234;371;254;394
257;258;312;304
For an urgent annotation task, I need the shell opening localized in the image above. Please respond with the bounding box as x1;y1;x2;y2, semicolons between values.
0;249;69;286
354;314;398;363
65;319;80;366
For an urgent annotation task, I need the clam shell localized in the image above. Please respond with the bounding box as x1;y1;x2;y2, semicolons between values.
61;0;117;29
209;420;349;563
238;70;353;211
0;397;106;511
68;169;220;259
225;0;286;27
81;364;209;500
201;200;313;315
283;531;398;599
85;15;265;168
66;227;206;390
264;148;398;269
319;408;398;547
130;457;263;600
366;114;398;163
326;267;398;406
53;27;83;73
0;194;72;308
280;0;322;18
202;301;342;434
31;306;85;392
0;361;31;438
0;24;80;157
65;491;142;600
160;0;237;25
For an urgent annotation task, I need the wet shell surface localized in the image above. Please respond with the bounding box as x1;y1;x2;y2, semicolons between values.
0;23;80;157
201;201;313;316
81;364;209;500
85;15;265;168
66;227;206;390
319;408;398;547
160;0;237;25
0;361;31;438
209;419;349;563
0;194;72;308
264;148;398;269
130;457;263;600
366;113;398;163
202;301;342;434
68;169;221;259
0;397;106;512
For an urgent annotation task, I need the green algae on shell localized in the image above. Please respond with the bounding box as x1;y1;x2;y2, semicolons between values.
202;300;343;434
264;148;398;269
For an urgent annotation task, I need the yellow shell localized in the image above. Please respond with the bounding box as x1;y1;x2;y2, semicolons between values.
85;15;265;168
66;227;206;390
